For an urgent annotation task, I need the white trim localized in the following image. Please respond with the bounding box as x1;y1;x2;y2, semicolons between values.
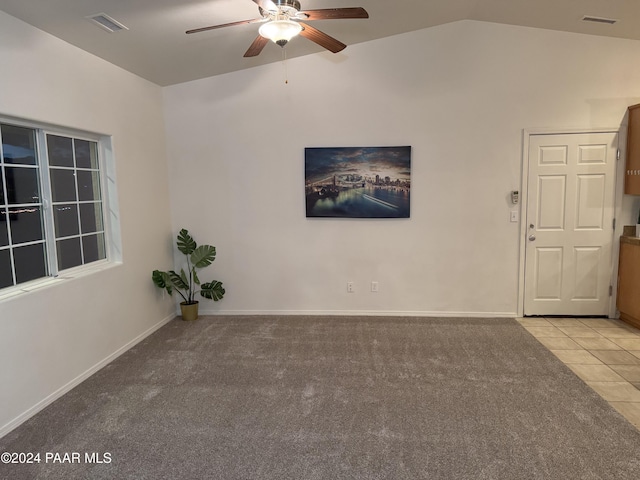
0;311;176;439
521;126;621;136
611;116;630;319
0;114;109;141
518;127;622;317
198;309;518;318
0;261;120;304
37;129;57;275
101;136;122;263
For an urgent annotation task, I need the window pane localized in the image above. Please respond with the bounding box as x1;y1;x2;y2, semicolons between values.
1;124;37;165
14;243;46;283
0;124;110;292
77;170;100;201
47;135;74;167
79;202;103;234
57;237;82;270
0;249;12;288
50;168;77;202
75;140;98;169
9;206;44;244
82;233;106;263
0;208;9;247
53;204;79;238
5;167;40;204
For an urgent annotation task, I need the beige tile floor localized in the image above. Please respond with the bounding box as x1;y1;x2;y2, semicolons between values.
517;317;640;430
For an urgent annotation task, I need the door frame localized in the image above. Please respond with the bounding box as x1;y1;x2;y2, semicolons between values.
517;127;626;318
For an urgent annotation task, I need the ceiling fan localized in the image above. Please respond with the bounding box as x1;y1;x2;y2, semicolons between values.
186;0;369;57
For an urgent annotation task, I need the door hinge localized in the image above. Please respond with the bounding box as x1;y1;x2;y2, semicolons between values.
617;149;621;161
609;285;613;297
613;218;616;230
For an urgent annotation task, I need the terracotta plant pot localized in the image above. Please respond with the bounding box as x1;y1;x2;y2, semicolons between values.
180;301;199;321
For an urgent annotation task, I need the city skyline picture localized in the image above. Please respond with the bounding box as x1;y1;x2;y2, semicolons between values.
305;146;411;218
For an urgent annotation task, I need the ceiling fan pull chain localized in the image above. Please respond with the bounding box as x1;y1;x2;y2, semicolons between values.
282;47;289;84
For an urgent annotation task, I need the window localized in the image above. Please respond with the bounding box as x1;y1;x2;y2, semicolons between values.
0;120;112;291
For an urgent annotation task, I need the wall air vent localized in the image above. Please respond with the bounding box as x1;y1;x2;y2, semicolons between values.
86;13;129;33
582;15;618;25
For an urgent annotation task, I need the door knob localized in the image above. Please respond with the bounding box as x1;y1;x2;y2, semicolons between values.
529;234;536;241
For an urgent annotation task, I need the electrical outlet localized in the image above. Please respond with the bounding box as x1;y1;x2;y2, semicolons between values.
371;281;379;292
347;281;354;293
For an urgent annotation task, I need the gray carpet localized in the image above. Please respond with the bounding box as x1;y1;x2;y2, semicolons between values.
1;316;640;479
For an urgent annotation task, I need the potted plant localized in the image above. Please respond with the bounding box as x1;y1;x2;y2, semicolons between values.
152;228;225;320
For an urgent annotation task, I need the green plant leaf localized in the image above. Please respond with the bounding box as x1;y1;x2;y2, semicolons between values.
191;245;216;269
152;270;173;295
192;268;200;286
177;228;197;255
200;281;225;301
179;268;190;288
168;270;189;291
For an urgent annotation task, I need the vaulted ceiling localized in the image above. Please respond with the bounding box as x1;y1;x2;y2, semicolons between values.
1;0;638;86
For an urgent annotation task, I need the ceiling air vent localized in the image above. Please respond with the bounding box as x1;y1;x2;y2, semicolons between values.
86;13;129;33
582;15;618;25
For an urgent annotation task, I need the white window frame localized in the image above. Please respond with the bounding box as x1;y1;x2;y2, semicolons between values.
0;115;121;301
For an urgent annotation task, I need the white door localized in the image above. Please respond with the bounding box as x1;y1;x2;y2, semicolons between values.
524;132;618;316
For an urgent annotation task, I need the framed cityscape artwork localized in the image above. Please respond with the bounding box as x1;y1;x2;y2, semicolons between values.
305;146;411;218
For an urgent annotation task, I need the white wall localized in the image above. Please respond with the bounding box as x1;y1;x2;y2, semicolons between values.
164;20;640;317
0;12;175;435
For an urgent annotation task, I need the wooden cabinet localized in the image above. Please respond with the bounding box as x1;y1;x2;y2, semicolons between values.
626;104;640;195
617;238;640;329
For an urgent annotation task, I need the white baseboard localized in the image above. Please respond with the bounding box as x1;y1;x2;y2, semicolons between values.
198;309;517;318
0;312;176;439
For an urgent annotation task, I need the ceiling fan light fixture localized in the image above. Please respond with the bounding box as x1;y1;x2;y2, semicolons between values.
259;19;302;46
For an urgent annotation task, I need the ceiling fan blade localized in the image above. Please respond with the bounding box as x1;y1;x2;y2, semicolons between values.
244;35;270;57
186;18;263;34
252;0;278;12
298;22;346;53
300;7;369;20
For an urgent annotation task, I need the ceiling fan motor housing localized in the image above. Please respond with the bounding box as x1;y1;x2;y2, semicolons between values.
259;0;301;18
